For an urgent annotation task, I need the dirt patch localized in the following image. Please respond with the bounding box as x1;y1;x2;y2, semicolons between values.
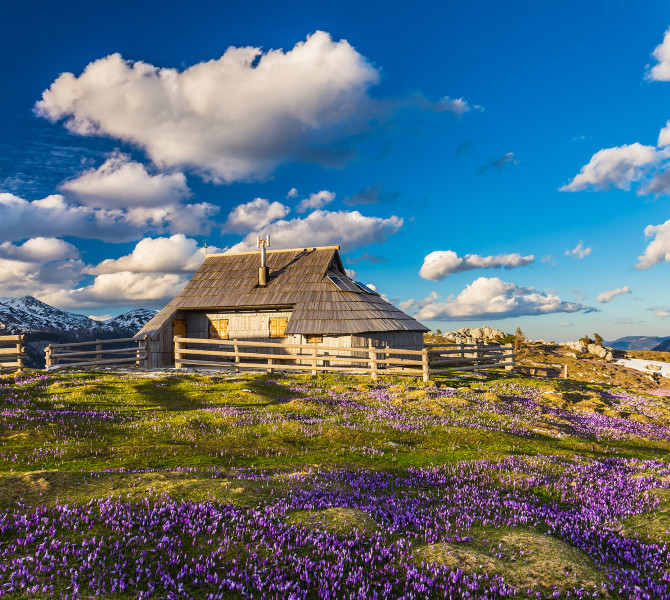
286;507;377;535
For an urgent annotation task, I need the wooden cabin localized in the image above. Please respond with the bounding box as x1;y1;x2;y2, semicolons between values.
135;245;428;368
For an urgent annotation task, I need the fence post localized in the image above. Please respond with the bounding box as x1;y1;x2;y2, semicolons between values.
474;341;481;374
505;344;514;371
369;340;377;381
267;357;274;374
16;336;24;375
96;339;102;365
45;345;51;371
563;363;568;378
143;335;152;369
422;347;429;382
233;339;240;373
311;345;318;376
174;336;183;369
459;342;464;359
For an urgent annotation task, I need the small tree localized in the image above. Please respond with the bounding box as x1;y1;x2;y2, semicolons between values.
514;327;525;353
579;335;594;346
436;328;442;336
593;332;604;346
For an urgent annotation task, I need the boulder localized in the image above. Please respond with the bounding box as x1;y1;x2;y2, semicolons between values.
586;343;614;362
560;341;587;353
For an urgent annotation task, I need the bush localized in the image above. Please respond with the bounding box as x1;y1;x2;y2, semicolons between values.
594;333;604;346
579;335;594;346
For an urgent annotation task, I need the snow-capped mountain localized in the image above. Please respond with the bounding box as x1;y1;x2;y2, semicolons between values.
0;296;156;336
0;296;93;333
100;309;158;333
0;297;158;368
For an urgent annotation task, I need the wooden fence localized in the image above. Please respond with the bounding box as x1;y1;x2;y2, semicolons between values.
0;335;25;374
174;337;514;381
45;336;150;371
427;343;515;375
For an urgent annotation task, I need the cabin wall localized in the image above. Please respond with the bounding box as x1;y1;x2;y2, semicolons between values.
152;308;424;368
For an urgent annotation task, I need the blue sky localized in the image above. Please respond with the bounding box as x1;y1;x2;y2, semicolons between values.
2;0;670;341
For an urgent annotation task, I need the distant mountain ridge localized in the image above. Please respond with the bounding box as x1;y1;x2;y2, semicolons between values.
653;339;670;352
0;296;157;368
605;335;670;351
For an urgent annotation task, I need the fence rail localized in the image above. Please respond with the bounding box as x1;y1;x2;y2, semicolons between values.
0;335;25;374
174;337;514;381
45;336;150;371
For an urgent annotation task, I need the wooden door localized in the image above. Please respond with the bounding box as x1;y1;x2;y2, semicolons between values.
172;319;186;364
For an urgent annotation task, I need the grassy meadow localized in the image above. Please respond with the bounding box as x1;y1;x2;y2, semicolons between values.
1;362;670;598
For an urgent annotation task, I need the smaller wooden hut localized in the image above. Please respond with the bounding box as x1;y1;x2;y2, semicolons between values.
135;245;428;367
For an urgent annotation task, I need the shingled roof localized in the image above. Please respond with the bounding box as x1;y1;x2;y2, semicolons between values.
136;246;428;337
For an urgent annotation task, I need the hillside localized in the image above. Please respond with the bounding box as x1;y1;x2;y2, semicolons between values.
1;363;669;598
654;338;670;352
0;296;156;367
606;335;670;350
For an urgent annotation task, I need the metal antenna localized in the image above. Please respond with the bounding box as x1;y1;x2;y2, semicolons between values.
203;243;208;256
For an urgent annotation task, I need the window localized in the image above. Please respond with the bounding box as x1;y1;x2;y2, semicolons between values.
305;334;323;343
270;317;287;338
209;319;228;339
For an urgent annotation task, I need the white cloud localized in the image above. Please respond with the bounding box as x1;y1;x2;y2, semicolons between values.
88;234;221;275
286;188;299;199
648;26;670;82
658;121;670;147
560;143;658;192
229;209;402;253
397;291;438;313
636;217;670;269
41;272;188;309
88;314;113;321
0;238;84;297
222;198;290;234
419;250;534;281
407;277;592;321
297;190;336;212
36;32;382;182
344;268;358;279
0;237;79;262
59;153;190;209
565;241;592;259
560;322;573;327
654;309;670;320
0;192;217;242
596;286;631;303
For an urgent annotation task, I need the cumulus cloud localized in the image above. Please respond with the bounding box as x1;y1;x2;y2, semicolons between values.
88;234;222;275
222;198;290;234
0;237;79;262
36;32;382;182
565;241;592;259
0;193;216;243
560;143;658;192
407;277;593;321
344;268;358;279
36;32;474;182
286;188;299;199
648;26;670;82
419;250;534;281
297;190;336;212
596;286;631;303
59;153;191;208
0;238;84;297
636;217;670;269
41;272;188;309
229;209;402;253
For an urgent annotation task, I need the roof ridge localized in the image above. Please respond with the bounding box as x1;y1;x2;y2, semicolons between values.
206;246;340;258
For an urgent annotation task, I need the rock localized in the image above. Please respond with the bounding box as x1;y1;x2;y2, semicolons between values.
442;326;507;344
560;341;587;353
